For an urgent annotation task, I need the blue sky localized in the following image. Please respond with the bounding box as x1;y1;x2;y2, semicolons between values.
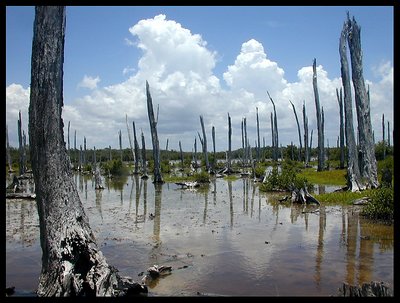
6;6;393;152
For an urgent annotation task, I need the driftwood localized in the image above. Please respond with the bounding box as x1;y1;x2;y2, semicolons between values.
6;192;36;200
337;281;392;297
290;183;320;205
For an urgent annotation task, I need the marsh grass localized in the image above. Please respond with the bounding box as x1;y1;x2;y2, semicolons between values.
315;189;375;205
298;168;347;186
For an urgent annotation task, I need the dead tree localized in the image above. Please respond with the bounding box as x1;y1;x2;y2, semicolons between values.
179;141;184;171
74;130;77;167
382;113;386;159
83;136;87;167
267;92;279;161
336;88;345;169
241;118;245;164
6;124;13;172
145;81;163;183
387;121;390;147
312;59;325;171
243;117;249;165
118;130;122;161
212;125;216;172
227;112;232;173
256;107;260;162
132;121;140;174
141;130;148;178
28;6;147;296
193;137;198;169
270;112;275;160
198;115;210;171
67;121;70;161
339;17;364;191
347;14;378;188
125;114;136;167
18;110;26;175
302;102;309;166
289;100;302;161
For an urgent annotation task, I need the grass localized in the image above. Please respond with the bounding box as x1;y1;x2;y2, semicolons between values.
298;167;347;186
315;189;375;205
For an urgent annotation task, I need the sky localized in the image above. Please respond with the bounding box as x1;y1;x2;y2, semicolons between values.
6;5;393;153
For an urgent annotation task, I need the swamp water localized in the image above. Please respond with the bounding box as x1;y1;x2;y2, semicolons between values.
6;173;393;296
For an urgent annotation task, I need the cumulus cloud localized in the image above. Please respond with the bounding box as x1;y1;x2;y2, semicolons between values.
6;15;393;153
78;75;101;90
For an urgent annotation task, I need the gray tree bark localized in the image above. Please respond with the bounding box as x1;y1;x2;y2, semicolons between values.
270;112;275;161
227;113;232;173
199;115;210;171
302;102;309;166
146;81;163;183
267;92;278;161
289;100;302;161
141;130;148;177
67;121;70;161
212;125;216;171
336;88;345;169
118;130;122;161
132;121;140;174
74;130;77;167
18;110;26;176
347;14;378;188
256;107;260;162
179;141;184;170
28;6;147;296
83;137;87;167
339;18;364;191
6;124;13;172
125;114;136;167
312;59;325;171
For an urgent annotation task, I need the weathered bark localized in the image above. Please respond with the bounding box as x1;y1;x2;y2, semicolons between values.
199;115;210;171
18;110;26;176
67;121;70;160
132;121;140;174
193;137;198;169
227;113;232;173
6;124;13;172
243;117;248;165
270;112;275;161
337;281;392;297
146;81;163;183
382;113;386;159
29;6;147;296
241;118;245;165
212;125;216;171
141;130;148;177
267;91;278;161
339;19;364;191
312;59;325;171
336;88;345;169
125;114;136;167
347;14;378;188
302;102;309;166
289;100;302;161
256;107;260;162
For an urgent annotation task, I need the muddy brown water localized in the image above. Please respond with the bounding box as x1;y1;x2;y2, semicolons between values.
6;173;393;296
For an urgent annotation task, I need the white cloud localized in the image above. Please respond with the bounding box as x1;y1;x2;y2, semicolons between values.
78;75;101;90
6;15;393;154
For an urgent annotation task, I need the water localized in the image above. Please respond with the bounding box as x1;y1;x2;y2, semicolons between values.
5;173;393;296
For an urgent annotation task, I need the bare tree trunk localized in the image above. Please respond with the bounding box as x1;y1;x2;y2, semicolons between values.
193;137;198;170
67;121;70;161
199;115;210;171
6;124;13;172
387;121;390;147
83;136;87;168
125;114;136;167
382;113;386;160
267;92;278;161
141;130;148;177
312;59;325;171
289;100;302;161
132;121;140;174
347;15;378;188
227;112;232;173
212;125;216;172
29;6;146;296
243;117;248;165
309;129;313;163
270;112;275;161
336;88;345;169
146;81;163;183
256;107;260;162
241;118;245;165
339;18;364;191
303;102;309;167
18;110;26;176
118;130;122;161
74;130;77;168
179;141;184;171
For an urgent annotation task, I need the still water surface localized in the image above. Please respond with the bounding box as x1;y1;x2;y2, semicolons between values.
6;173;393;296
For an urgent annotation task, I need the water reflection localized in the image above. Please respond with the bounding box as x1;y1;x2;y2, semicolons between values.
6;174;393;296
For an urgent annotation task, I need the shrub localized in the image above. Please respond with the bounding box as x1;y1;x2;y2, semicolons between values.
361;188;394;221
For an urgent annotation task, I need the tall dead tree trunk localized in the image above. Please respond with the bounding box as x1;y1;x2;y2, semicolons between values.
339;18;364;191
179;141;184;171
193;137;198;169
256;107;260;162
347;14;378;188
125;114;135;167
28;6;146;296
132;121;140;174
382;113;386;160
243;117;248;165
267;91;278;161
241;118;245;165
312;59;325;171
18;110;26;176
270;112;275;161
146;81;163;183
67;121;70;161
6;124;13;172
212;125;216;172
289;100;302;161
336;88;345;169
199;115;210;172
227;112;232;173
118;130;122;161
303;102;309;167
141;130;148;177
74;130;77;168
387;121;390;147
83;136;87;167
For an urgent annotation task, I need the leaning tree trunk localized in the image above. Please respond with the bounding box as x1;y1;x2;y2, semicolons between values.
312;59;325;171
339;18;364;191
267;91;279;161
29;6;147;296
347;15;378;188
125;114;136;167
199;115;210;171
336;87;345;169
146;81;163;183
289;100;302;162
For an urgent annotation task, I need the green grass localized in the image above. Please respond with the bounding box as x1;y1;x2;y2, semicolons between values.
298;167;347;186
223;175;240;181
315;189;375;205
